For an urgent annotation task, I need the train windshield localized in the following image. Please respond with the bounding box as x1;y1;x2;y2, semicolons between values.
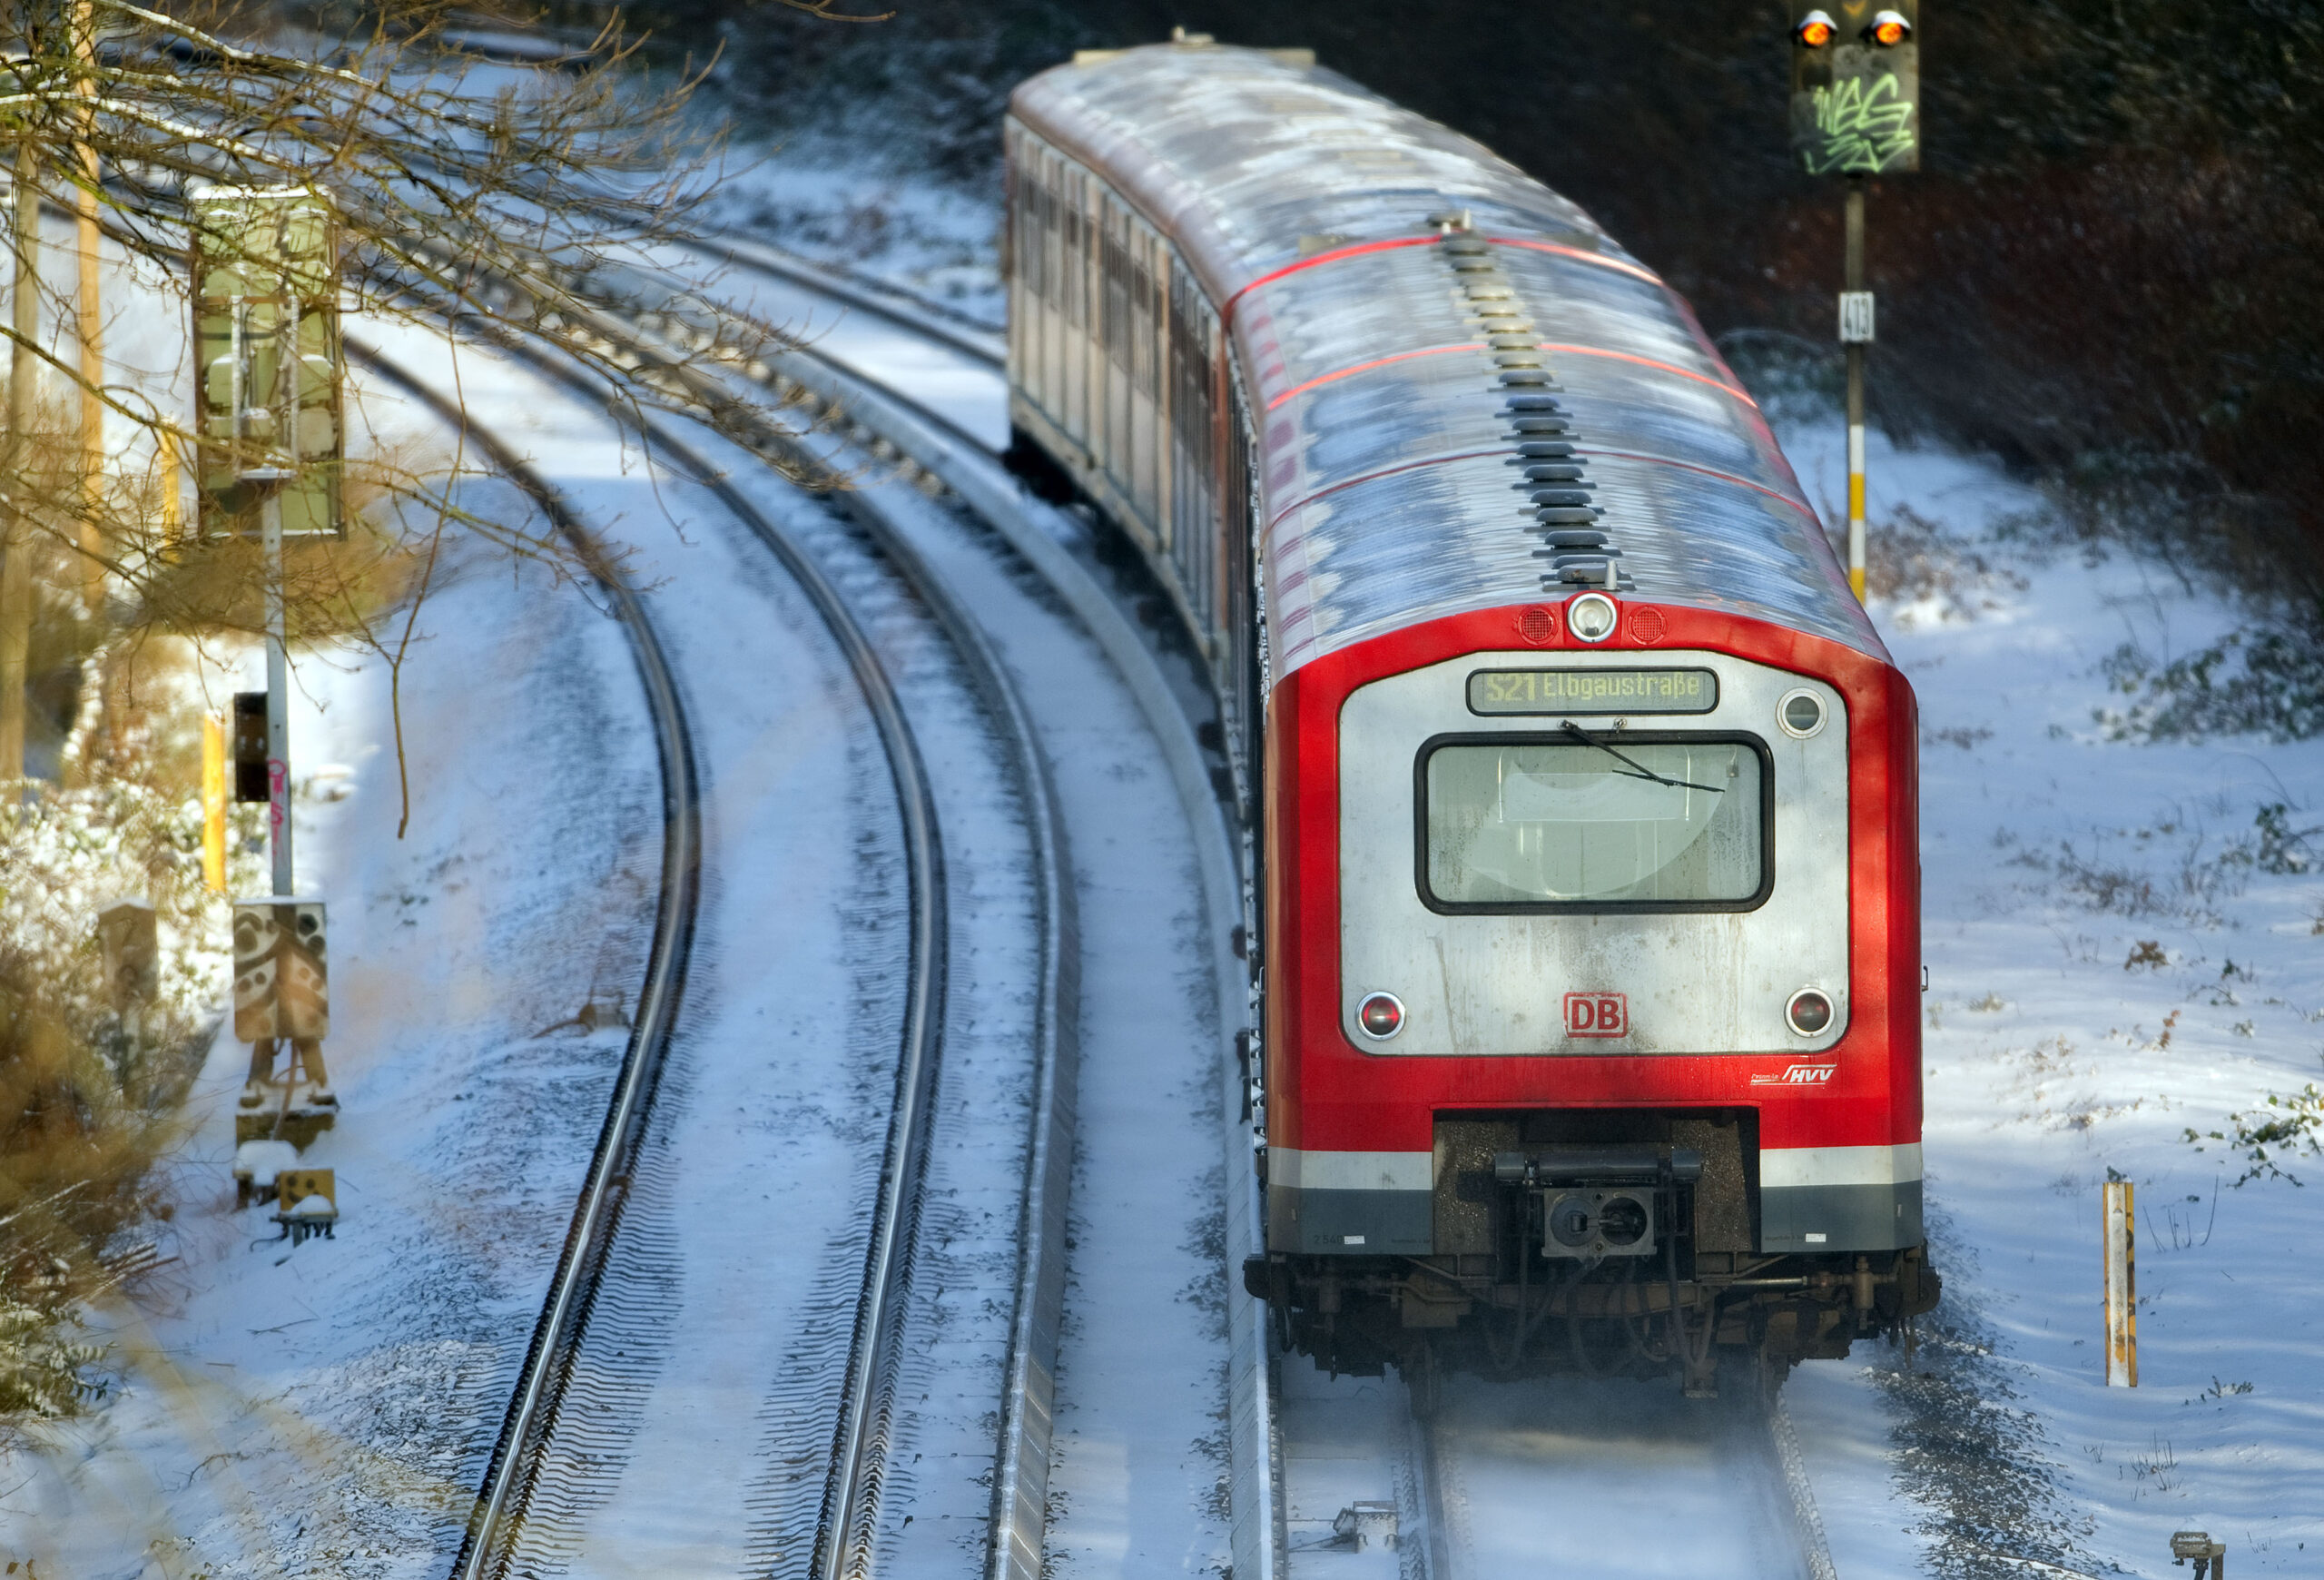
1422;736;1768;908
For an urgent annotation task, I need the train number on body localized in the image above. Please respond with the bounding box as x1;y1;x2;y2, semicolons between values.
1563;992;1629;1039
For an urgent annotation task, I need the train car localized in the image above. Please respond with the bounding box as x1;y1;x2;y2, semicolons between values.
1002;37;1937;1403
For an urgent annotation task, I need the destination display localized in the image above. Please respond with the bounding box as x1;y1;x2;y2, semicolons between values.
1467;667;1718;716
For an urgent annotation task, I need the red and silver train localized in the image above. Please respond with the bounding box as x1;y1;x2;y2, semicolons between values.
1003;41;1937;1397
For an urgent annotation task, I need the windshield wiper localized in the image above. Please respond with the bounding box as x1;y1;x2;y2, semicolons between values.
1559;721;1728;795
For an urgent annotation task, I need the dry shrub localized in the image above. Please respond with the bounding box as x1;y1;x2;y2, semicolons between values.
0;770;241;1426
1858;504;2028;624
0;955;179;1423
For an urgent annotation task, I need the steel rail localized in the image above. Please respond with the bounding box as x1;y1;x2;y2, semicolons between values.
1392;1360;1838;1580
637;287;1281;1580
362;318;960;1580
448;250;1264;1580
682;230;1007;364
423;293;1081;1580
557;383;949;1580
554;332;1076;1580
341;341;707;1580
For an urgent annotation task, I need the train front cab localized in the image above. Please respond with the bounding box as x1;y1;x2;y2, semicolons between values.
1252;597;1940;1393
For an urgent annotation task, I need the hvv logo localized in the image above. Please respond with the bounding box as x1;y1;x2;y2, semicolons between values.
1751;1063;1838;1086
1563;992;1628;1039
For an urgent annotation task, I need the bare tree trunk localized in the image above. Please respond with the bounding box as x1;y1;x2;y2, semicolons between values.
0;137;39;781
72;0;102;620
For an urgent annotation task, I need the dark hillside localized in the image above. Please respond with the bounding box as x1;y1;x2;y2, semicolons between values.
662;0;2324;613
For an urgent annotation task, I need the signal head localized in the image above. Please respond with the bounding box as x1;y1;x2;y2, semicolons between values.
1793;9;1837;47
1864;9;1913;45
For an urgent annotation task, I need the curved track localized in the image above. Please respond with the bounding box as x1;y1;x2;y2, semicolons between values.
343;342;724;1580
645;237;1852;1580
369;268;1079;1575
459;305;1079;1580
359;336;960;1580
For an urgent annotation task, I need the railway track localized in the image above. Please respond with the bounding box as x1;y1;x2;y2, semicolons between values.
345;341;713;1580
370;210;1853;1580
623;236;1855;1580
355;315;1068;1578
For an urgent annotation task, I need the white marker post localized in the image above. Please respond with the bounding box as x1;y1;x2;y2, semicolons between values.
1841;178;1871;601
261;480;293;895
2102;1179;2137;1387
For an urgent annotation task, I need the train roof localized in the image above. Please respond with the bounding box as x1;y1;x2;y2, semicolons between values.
1009;44;1887;677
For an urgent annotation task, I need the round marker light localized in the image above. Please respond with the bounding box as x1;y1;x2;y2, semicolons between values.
1794;9;1837;46
1566;592;1619;643
1777;687;1827;739
1787;988;1836;1037
1357;992;1405;1040
1864;9;1911;45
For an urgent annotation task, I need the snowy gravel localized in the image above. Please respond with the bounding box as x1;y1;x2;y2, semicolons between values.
0;449;662;1572
1780;417;2324;1579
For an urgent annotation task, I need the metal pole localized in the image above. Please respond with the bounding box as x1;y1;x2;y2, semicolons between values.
263;486;291;896
1843;177;1867;603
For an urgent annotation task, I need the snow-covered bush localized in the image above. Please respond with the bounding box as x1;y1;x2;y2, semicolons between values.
2188;1083;2324;1188
0;1279;107;1418
2095;628;2324;743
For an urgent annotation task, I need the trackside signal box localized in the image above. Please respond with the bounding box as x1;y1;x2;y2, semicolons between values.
1790;2;1920;175
191;186;346;538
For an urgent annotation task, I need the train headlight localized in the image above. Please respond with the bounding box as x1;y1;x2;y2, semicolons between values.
1566;592;1619;643
1863;9;1912;45
1794;9;1837;47
1357;992;1405;1040
1787;988;1835;1036
1777;686;1827;738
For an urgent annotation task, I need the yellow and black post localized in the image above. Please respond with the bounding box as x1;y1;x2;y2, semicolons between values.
1790;4;1919;602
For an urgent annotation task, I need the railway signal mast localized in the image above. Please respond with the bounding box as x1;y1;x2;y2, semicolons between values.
191;186;344;894
192;187;346;1138
1790;4;1919;601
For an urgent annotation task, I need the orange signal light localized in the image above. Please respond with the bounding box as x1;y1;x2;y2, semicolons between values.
1794;9;1837;46
1865;9;1913;45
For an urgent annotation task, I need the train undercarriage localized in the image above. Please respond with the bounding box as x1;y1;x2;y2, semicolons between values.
1245;1110;1940;1408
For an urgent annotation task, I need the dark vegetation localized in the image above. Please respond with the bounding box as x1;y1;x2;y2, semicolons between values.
641;0;2324;638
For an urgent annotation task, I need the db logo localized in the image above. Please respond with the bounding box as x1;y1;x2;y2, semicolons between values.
1751;1063;1838;1086
1564;992;1628;1039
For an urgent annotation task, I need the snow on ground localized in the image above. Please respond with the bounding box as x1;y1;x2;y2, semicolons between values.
683;146;2324;1574
859;468;1236;1579
696;141;1005;329
12;124;2320;1577
0;444;664;1572
1777;416;2324;1579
